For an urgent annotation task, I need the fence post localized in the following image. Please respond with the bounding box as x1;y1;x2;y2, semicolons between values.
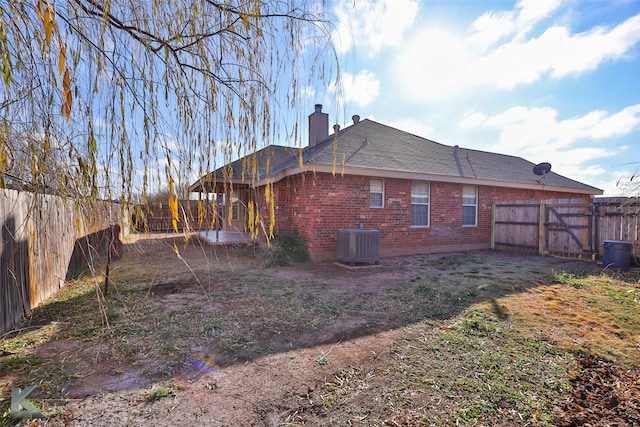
591;202;598;260
104;224;122;297
538;203;546;256
491;203;496;250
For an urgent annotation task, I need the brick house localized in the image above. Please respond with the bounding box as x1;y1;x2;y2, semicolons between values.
190;105;603;261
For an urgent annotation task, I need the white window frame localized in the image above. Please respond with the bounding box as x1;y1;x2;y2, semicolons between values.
370;178;384;208
462;185;477;227
411;181;430;227
230;191;240;220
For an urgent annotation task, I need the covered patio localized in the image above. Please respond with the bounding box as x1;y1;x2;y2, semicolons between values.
198;230;255;244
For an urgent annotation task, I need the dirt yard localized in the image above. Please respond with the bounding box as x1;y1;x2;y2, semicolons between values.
1;234;639;426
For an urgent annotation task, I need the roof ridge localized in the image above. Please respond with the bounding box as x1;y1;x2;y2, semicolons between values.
190;114;602;195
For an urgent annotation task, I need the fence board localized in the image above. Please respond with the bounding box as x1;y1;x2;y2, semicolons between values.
493;198;640;261
1;189;123;333
492;202;539;253
545;203;592;258
133;200;219;232
598;202;640;242
596;200;640;259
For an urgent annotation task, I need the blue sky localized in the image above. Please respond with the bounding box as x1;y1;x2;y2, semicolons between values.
308;0;640;197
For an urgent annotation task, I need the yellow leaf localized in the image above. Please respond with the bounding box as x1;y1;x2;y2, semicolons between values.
64;89;72;120
36;0;43;21
170;203;179;232
44;5;54;46
168;176;179;232
58;45;65;76
62;68;72;119
240;13;250;30
63;68;70;91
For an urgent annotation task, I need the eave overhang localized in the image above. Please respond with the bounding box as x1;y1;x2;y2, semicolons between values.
190;163;603;196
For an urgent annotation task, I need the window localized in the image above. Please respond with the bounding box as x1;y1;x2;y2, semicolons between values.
370;178;384;208
462;185;477;226
230;191;240;220
231;201;239;220
411;181;430;226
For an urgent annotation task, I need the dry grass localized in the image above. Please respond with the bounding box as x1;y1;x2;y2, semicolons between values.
1;237;639;426
316;268;640;426
484;271;640;366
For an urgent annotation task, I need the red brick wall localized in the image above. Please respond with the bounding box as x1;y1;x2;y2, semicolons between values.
256;172;592;260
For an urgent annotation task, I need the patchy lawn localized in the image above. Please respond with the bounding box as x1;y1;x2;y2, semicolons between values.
1;235;639;426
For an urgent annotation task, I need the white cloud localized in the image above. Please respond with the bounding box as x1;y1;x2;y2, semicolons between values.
515;0;563;36
482;105;640;153
394;29;471;99
469;0;562;49
332;70;380;107
554;14;640;77
300;85;316;101
555;105;640;142
474;13;640;89
394;3;640;98
458;105;640;188
387;118;434;140
459;111;488;129
331;0;418;56
469;10;517;49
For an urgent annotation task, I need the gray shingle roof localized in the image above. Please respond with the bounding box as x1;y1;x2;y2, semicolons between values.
192;118;602;194
297;119;601;192
192;145;298;190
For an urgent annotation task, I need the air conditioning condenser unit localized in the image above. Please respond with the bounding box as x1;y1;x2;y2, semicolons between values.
337;228;380;266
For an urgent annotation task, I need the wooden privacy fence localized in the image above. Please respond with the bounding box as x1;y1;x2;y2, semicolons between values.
492;198;640;260
132;200;218;232
1;188;124;334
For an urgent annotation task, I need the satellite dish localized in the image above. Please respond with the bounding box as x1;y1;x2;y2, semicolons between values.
533;162;552;176
533;162;552;183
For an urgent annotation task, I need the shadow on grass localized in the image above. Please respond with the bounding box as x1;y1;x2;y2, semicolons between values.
0;235;626;403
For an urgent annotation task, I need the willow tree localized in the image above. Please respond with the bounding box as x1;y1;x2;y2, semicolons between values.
0;0;338;228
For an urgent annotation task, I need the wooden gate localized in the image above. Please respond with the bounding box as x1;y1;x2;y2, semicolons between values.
492;199;595;258
544;203;593;257
491;202;541;254
493;198;640;259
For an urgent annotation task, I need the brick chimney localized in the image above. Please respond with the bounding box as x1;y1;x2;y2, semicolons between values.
308;104;329;147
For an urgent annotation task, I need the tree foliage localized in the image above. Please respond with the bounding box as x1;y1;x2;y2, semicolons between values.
617;164;639;195
0;0;337;212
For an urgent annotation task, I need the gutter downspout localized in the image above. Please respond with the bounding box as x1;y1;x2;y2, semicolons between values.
454;145;464;177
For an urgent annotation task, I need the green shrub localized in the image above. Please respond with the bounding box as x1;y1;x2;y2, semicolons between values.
264;228;309;267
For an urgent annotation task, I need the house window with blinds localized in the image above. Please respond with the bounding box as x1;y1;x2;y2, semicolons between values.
370;178;384;208
411;181;430;227
462;185;477;226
